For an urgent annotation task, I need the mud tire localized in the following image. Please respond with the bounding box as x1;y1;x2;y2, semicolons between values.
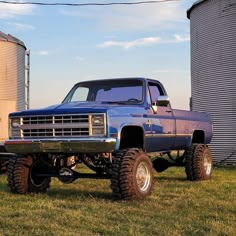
111;148;153;200
7;155;51;194
185;144;213;181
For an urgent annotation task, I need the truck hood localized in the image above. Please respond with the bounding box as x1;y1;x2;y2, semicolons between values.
9;101;145;117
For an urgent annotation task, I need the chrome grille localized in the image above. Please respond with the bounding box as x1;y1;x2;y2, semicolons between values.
22;128;89;137
17;114;102;138
22;115;89;125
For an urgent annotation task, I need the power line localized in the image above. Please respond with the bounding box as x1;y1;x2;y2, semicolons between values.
0;0;178;7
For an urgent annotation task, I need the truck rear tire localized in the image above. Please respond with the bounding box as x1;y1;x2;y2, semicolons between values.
111;148;153;200
8;155;51;194
185;144;213;180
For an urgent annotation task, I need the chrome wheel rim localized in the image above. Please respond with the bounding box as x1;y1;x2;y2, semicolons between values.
203;153;212;175
136;162;151;192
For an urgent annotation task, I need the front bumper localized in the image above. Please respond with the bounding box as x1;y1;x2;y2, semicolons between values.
4;138;116;154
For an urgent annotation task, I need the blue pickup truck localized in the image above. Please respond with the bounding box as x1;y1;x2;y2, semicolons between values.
5;77;213;200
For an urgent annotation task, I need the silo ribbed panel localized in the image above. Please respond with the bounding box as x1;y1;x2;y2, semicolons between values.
16;46;26;111
0;32;26;141
188;0;236;165
0;42;17;101
0;40;25;111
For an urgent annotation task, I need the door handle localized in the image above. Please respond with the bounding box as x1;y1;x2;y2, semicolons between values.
165;110;172;113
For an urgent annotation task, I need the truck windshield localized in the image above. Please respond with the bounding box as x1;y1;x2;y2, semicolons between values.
63;79;144;104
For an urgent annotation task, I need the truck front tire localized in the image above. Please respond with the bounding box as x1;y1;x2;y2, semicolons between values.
111;148;153;200
185;144;213;181
8;155;51;194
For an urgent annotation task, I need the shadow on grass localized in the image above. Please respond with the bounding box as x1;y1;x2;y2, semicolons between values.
47;187;114;201
155;176;188;182
0;183;116;202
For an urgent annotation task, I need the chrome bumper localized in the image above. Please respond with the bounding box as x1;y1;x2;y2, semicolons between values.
4;138;116;154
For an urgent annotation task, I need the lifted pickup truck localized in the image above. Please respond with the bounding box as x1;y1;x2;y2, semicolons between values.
5;78;213;200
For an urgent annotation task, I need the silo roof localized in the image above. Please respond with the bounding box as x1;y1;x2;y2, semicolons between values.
0;31;26;49
187;0;207;19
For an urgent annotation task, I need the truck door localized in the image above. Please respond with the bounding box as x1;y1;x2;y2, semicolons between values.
146;81;175;152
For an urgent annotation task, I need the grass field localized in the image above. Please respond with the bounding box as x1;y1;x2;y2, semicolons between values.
0;166;235;236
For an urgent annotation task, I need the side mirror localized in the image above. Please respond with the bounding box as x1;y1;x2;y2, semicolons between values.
157;96;170;106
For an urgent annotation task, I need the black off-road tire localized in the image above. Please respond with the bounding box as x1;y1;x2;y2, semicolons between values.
8;155;51;194
185;144;213;181
111;148;153;200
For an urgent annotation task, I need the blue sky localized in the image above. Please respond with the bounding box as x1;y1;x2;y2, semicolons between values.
0;0;197;110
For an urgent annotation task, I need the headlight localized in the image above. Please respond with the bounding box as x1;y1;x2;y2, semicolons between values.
91;115;104;126
9;118;21;138
11;118;21;128
90;114;106;136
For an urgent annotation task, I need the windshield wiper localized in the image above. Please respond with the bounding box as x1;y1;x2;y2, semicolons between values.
101;101;128;104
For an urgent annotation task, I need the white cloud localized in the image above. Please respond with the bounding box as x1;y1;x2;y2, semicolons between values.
104;1;184;31
174;34;190;42
98;34;190;49
99;36;161;49
7;22;35;31
61;1;185;32
0;1;34;19
37;51;49;56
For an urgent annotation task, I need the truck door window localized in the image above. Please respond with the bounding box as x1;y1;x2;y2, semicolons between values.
148;83;164;105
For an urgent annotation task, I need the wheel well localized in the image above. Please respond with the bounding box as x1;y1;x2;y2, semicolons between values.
119;126;144;150
192;130;205;143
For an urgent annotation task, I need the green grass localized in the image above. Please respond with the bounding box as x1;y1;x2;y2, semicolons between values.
0;166;235;236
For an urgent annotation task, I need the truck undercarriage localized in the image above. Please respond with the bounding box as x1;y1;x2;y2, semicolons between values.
6;144;213;200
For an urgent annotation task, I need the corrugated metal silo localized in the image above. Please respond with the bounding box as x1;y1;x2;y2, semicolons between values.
0;31;27;142
187;0;236;165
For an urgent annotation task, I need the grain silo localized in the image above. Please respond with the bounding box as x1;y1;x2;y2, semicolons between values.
0;31;29;143
187;0;236;165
